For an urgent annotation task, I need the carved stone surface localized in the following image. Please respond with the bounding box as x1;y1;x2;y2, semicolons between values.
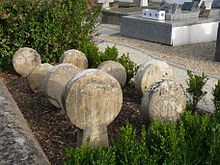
59;49;88;69
28;63;53;93
12;47;41;77
0;80;50;165
141;80;186;123
62;69;123;147
97;60;127;87
43;64;81;108
135;60;174;96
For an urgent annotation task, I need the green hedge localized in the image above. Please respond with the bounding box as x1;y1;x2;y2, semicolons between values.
77;40;139;83
0;0;100;70
64;112;220;164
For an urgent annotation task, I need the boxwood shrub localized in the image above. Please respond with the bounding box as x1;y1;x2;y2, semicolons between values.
0;0;100;70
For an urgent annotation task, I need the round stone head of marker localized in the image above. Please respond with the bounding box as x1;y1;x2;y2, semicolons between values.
43;63;81;108
97;60;127;87
135;60;174;96
62;69;123;148
59;49;88;69
12;47;41;77
27;63;53;93
141;79;186;123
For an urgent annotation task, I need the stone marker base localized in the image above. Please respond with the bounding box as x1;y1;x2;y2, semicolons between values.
121;15;220;46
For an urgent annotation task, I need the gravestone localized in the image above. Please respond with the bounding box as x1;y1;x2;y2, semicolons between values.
140;0;148;7
59;49;88;69
28;63;53;93
199;1;211;17
12;47;41;77
181;2;194;10
135;60;174;96
62;69;123;148
96;0;114;9
171;3;180;13
97;61;127;87
215;23;220;62
43;64;81;108
212;0;220;8
141;79;186;123
198;0;213;9
159;2;172;12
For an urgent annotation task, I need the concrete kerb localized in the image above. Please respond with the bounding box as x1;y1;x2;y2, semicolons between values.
0;80;50;165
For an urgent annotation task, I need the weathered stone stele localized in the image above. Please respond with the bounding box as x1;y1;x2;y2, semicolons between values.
27;63;53;93
12;47;41;77
43;63;81;108
141;80;186;123
135;60;174;96
59;49;88;69
97;60;127;87
62;69;123;148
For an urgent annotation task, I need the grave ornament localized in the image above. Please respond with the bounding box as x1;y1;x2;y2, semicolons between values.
212;0;220;8
96;0;114;10
170;3;179;14
159;1;172;12
199;1;211;17
97;61;127;87
28;63;53;93
135;60;174;96
12;47;41;77
62;69;123;147
141;80;186;123
181;2;194;10
43;63;81;108
59;49;88;70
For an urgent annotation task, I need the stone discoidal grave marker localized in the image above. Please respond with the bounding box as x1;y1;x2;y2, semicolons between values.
43;64;81;108
141;80;186;123
62;69;123;148
135;60;174;96
59;49;88;69
97;60;127;87
27;63;53;93
12;47;41;77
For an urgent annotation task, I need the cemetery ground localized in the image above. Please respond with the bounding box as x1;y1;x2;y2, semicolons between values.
0;32;219;164
1;25;219;165
0;71;143;165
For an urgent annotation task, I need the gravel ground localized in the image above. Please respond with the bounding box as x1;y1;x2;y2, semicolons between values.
97;24;220;79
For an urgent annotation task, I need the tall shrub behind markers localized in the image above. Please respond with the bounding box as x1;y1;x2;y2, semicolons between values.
0;0;101;70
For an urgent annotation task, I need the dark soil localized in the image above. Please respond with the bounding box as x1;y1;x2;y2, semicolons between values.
0;71;144;165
